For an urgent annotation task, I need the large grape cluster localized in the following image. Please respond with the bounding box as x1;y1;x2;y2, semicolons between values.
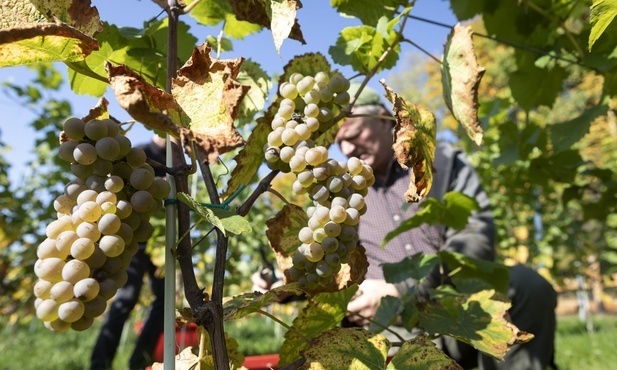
33;118;170;332
264;72;375;290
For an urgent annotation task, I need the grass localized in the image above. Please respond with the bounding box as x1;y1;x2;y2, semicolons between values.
1;314;616;369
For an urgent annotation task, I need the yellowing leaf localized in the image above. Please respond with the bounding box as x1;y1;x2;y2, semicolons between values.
173;43;248;163
387;335;463;370
381;80;436;202
442;24;485;145
300;327;390;370
106;63;186;136
418;289;534;360
0;0;102;67
81;97;110;122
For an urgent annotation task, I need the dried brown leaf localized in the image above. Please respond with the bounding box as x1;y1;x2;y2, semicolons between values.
381;80;437;202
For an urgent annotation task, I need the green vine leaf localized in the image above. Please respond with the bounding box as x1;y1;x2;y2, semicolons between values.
186;0;262;39
0;0;101;67
173;43;248;163
438;251;510;294
418;289;534;360
387;335;463;370
236;59;272;128
279;285;358;366
382;253;441;284
329;21;400;74
369;296;404;334
441;24;486;145
299;327;390;370
176;192;251;236
381;81;437;203
589;0;617;51
223;283;305;320
330;0;409;26
383;192;480;246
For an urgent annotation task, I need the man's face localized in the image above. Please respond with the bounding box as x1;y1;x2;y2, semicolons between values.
335;115;393;169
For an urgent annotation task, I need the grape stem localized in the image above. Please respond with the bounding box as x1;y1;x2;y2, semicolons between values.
237;169;280;216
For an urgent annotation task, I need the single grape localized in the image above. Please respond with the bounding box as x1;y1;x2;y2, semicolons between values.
50;281;74;303
97;279;118;300
288;266;303;281
326;176;344;193
58;140;78;163
329;205;347;223
96;191;117;205
37;238;62;260
54;194;75;215
126;147;147;168
34;279;54;299
339;225;358;241
292;252;307;270
313;206;330;223
71;237;95;260
296;76;315;95
71;316;94;331
304;148;322;167
65;180;86;201
310;184;330;203
102;119;119;137
63;117;86;140
95;137;120;161
323;221;341;237
73;143;97;165
289;73;303;84
99;235;125;257
351;174;367;190
331;197;348;208
277;104;294;120
312;163;330;181
116;200;133;219
306;206;316;218
62;259;91;284
348;193;365;210
292;180;307;195
149;178;171;199
303;90;320;105
295;124;312;141
115;134;132;158
279;146;295;163
280;82;299;99
298;227;314;243
305;117;320;133
76;189;98;205
83;295;108;318
325;252;341;267
304;103;319;118
76;222;101;241
302;242;324;263
130;167;155;190
321;236;339;253
319;88;334;102
84;120;108;140
58;299;85;323
315;261;333;278
93;158;113;176
110;269;129;288
312;228;327;243
71;163;94;179
36;299;60;322
115;222;134;244
267;128;284;147
328;75;347;93
131;190;155;213
74;278;100;302
281;128;300;146
78;201;102;223
86;174;107;192
334;91;351;106
297;170;315;187
45;217;72;238
34;257;66;283
289;155;307;173
344;208;360;226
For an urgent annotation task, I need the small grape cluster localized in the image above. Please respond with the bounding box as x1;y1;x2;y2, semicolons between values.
33;117;170;332
264;72;375;290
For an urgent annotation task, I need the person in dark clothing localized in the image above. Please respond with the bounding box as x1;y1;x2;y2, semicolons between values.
334;86;557;370
91;135;167;370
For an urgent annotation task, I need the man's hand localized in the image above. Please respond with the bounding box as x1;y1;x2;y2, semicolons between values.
346;279;399;327
251;267;284;293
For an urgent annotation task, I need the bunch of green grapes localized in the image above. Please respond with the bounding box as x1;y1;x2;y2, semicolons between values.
33;117;170;332
263;73;375;290
264;71;350;172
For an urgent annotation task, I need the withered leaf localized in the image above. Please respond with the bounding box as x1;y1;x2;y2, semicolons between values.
229;0;305;47
442;23;485;145
106;63;184;137
381;80;437;203
173;43;248;163
81;97;110;123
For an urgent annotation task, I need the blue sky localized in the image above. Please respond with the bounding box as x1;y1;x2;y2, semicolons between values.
0;0;457;184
